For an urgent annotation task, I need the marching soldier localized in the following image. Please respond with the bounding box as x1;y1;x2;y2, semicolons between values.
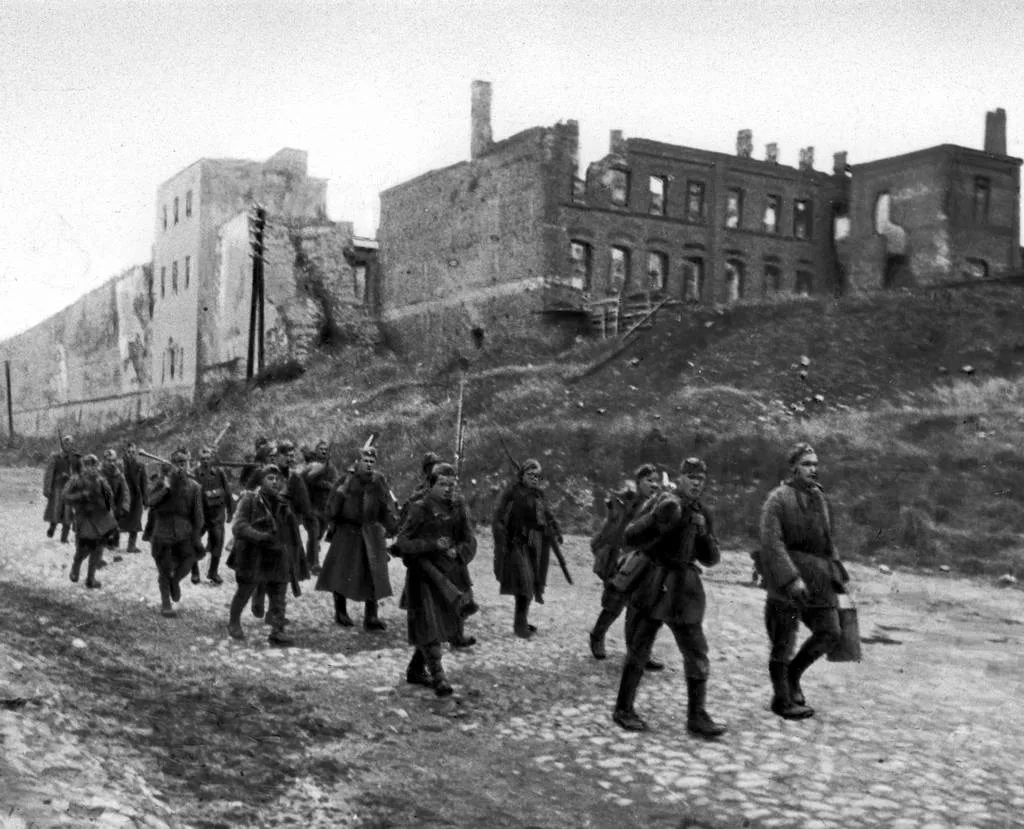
612;457;726;737
302;439;338;576
227;465;297;645
394;462;476;696
316;442;398;631
119;441;148;552
43;433;80;543
147;447;204;618
100;448;130;550
758;443;850;720
61;454;117;589
193;446;235;585
491;458;562;639
241;436;275;490
589;463;664;670
277;440;313;593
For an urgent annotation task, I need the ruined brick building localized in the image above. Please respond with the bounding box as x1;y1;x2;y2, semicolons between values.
377;82;1021;363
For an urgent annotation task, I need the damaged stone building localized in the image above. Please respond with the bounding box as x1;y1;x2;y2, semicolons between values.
377;82;1021;362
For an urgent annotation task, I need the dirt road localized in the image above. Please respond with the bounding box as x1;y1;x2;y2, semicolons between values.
1;467;1022;829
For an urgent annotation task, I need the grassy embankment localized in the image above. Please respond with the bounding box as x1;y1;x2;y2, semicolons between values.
5;282;1024;577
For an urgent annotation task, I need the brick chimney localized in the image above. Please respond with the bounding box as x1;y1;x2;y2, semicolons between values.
471;80;493;160
736;129;753;158
985;108;1007;155
799;146;815;171
833;151;848;175
609;130;626;155
765;143;779;163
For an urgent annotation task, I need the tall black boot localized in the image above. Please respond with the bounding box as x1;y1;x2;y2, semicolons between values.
514;595;534;638
590;607;620;659
69;551;84;583
788;638;829;708
613;659;647;731
334;593;353;627
686;679;726;738
126;532;140;553
47;523;57;538
364;600;386;631
85;548;102;589
190;562;201;585
207;554;223;585
451;617;476;648
425;647;452;697
405;649;431;685
59;524;70;544
769;660;813;719
251;584;265;617
159;578;176;618
227;590;247;639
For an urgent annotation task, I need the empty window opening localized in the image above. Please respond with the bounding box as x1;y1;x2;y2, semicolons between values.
764;264;783;295
646;251;667;292
725;188;743;229
353;264;367;302
172;260;179;294
649;176;666;216
686;181;706;223
763;195;780;234
974;177;990;221
962;257;988;280
874;192;892;233
173;196;179;225
833;203;850;241
185;190;193;218
471;327;485;350
794;199;812;239
683;258;704;302
724;260;745;302
795;270;814;296
570;241;593;290
610;246;631;294
162;206;168;231
572;175;586;202
609;169;630;207
184;256;191;290
160;266;166;298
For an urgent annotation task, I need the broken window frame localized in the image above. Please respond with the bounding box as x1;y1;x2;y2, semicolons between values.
725;187;743;229
763;194;780;234
646;251;668;292
609;245;631;294
724;259;745;302
569;240;593;291
649;175;667;216
686;180;706;223
609;169;631;207
793;199;812;240
683;257;704;303
973;176;990;222
962;257;989;280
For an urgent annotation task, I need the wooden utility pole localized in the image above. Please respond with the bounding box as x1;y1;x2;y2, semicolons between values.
4;360;13;441
246;204;266;379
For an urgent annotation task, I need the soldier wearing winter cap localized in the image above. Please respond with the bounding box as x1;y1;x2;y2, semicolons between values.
612;456;726;738
758;442;851;720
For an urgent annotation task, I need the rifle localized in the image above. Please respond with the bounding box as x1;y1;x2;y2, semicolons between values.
497;434;522;477
212;421;233;450
138;448;251;469
455;416;467;479
550;535;573;585
454;357;468;477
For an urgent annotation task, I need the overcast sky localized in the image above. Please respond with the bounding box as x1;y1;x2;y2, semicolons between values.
1;0;1021;339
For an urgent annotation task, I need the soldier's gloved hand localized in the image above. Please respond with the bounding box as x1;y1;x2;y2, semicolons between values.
787;577;809;603
436;536;451;552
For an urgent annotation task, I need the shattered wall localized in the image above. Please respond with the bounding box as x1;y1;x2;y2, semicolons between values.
0;265;153;436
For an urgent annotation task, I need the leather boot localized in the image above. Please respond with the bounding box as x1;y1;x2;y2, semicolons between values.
364;601;386;631
612;659;647;731
159;580;177;618
405;649;432;686
126;532;140;553
251;585;265;618
770;661;813;719
788;641;826;708
450;618;476;648
47;523;57;538
207;554;223;585
60;525;70;544
334;593;353;627
69;553;83;583
227;590;247;638
190;562;201;585
85;550;102;589
268;626;295;646
426;650;452;697
590;608;619;659
514;595;535;638
686;679;726;738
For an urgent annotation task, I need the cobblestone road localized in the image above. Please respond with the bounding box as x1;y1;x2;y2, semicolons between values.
2;467;1024;828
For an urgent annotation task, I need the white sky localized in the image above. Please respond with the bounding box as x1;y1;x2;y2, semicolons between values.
1;0;1021;339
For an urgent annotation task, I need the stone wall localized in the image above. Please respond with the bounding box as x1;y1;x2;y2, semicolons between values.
0;265;153;436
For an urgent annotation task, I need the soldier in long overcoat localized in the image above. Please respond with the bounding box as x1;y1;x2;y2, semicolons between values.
394;463;477;696
100;448;130;551
61;454;117;589
227;465;297;645
301;440;338;575
147;447;204;618
43;434;81;543
193;446;235;585
589;462;664;668
316;445;398;630
119;441;148;552
758;442;850;720
277;441;313;593
491;459;562;638
612;457;726;738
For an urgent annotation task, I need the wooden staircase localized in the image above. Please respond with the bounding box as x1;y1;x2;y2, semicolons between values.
587;294;673;339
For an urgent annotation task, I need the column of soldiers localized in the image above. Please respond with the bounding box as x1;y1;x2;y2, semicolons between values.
42;431;851;729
